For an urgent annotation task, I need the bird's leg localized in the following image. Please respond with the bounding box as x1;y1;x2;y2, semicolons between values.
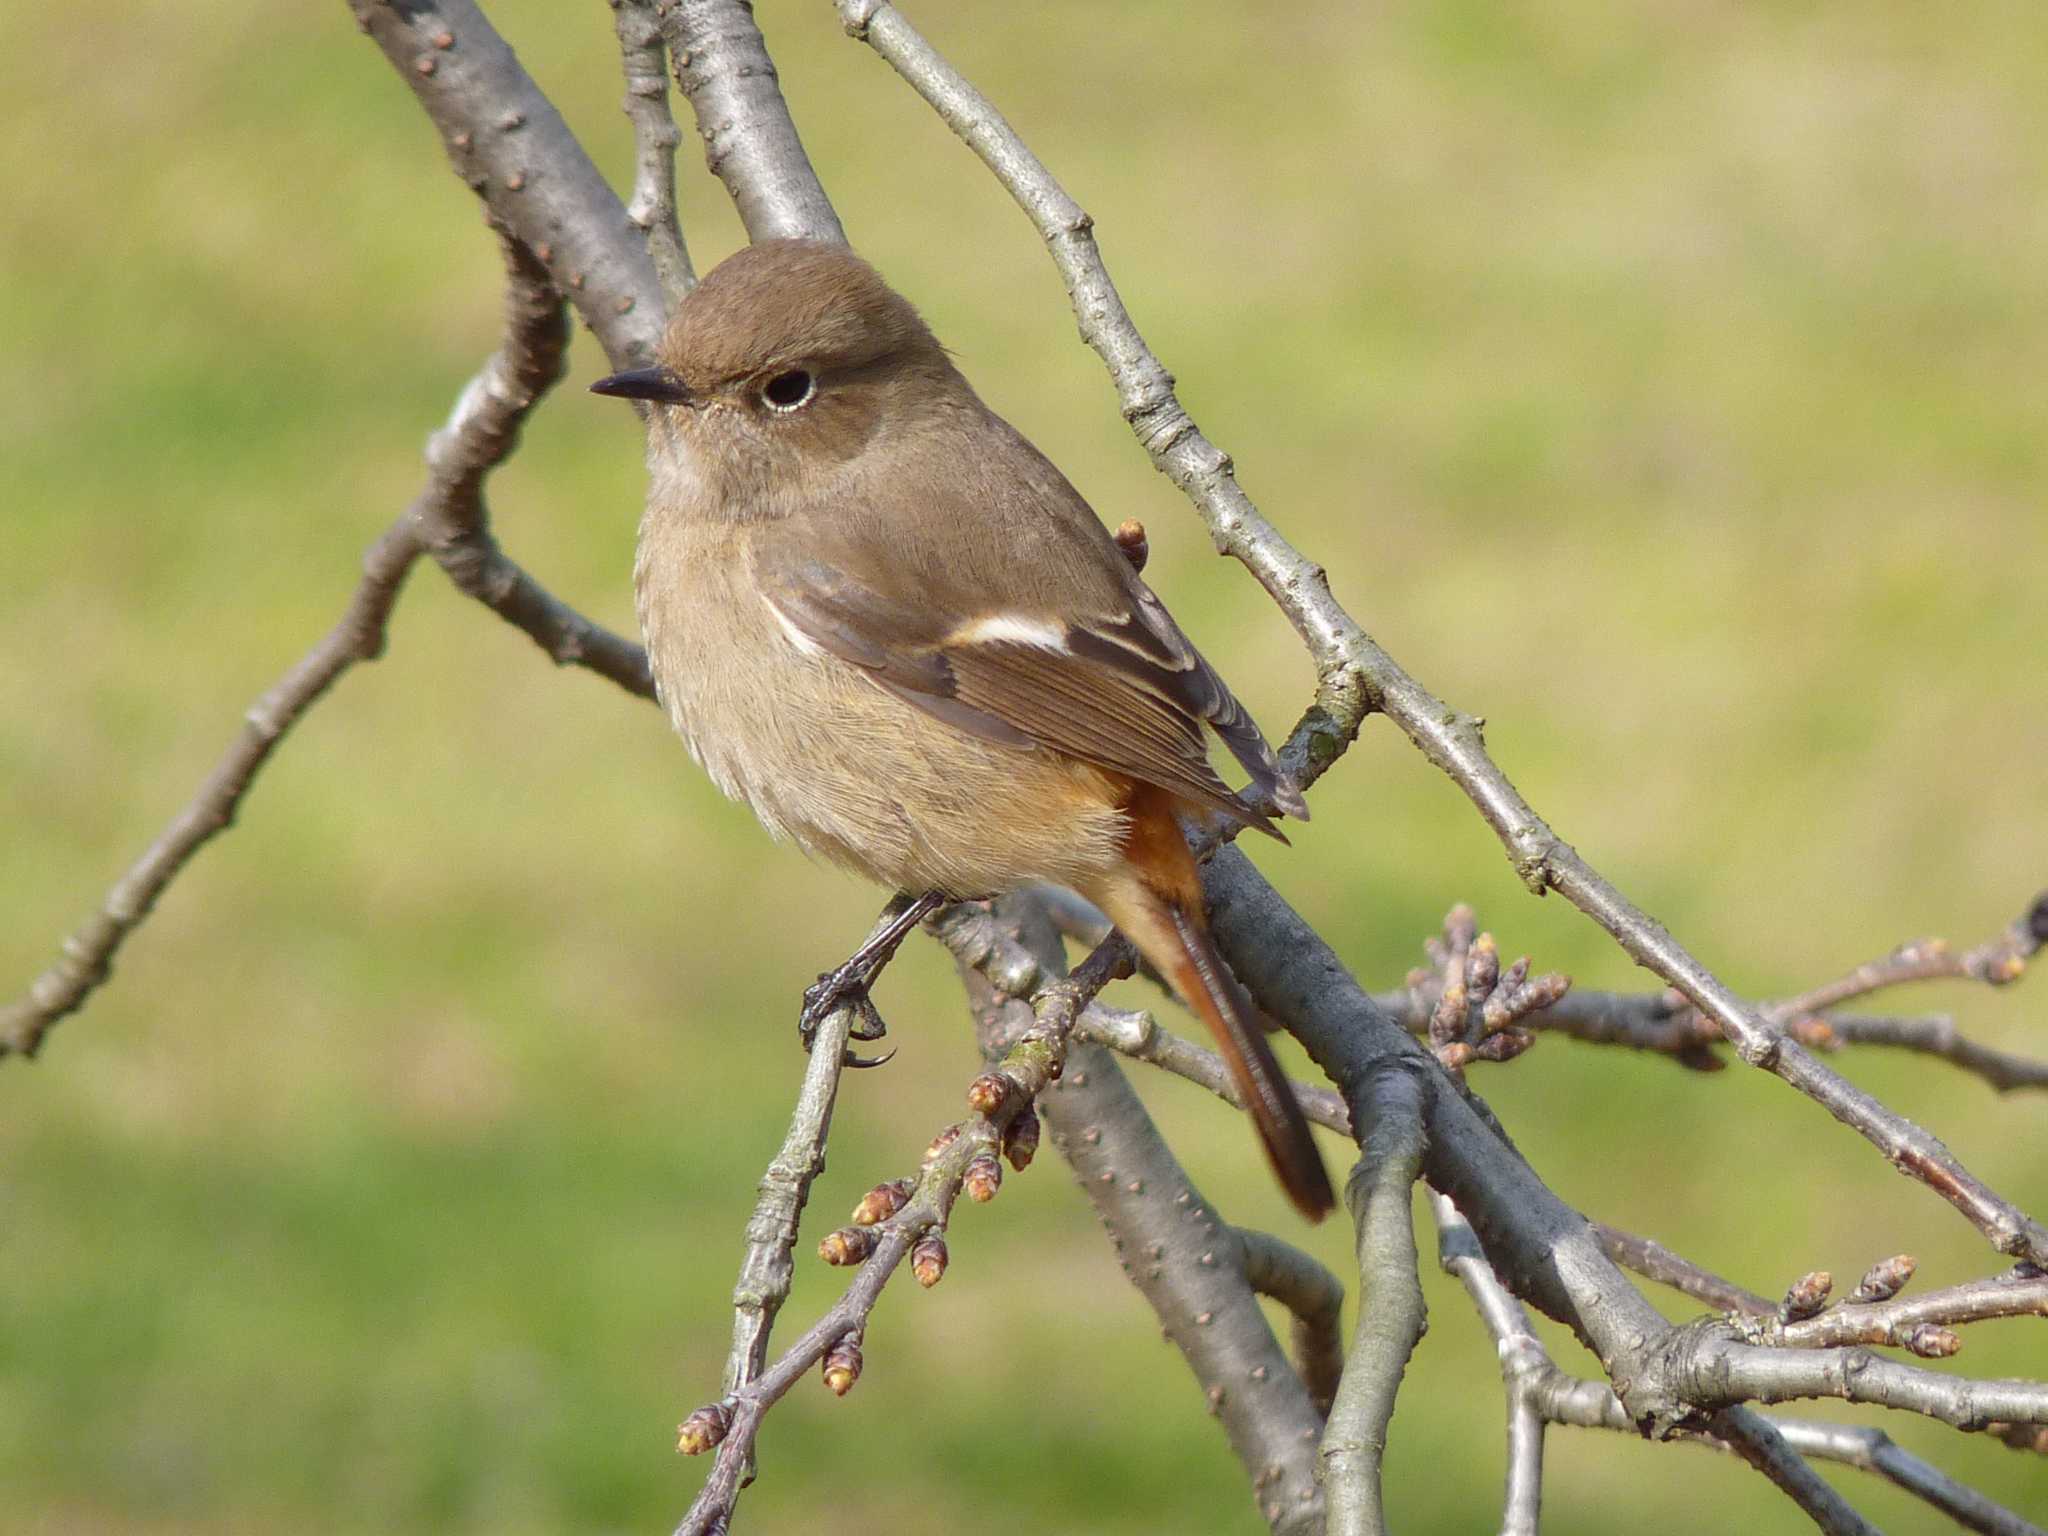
799;891;946;1067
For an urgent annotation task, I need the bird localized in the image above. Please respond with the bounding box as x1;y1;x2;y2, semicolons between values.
593;238;1333;1221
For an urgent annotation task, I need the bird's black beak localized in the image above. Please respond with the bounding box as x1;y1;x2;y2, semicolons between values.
590;365;695;405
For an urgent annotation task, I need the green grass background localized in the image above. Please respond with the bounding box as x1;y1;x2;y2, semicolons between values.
4;2;2045;1531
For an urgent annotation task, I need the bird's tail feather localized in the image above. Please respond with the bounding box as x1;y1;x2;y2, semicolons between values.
1091;813;1334;1222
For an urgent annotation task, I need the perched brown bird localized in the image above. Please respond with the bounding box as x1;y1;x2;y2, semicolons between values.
595;239;1333;1221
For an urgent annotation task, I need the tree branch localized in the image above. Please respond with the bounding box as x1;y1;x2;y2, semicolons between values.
348;0;664;366
1435;1196;2046;1536
2;233;626;1057
719;909;898;1415
656;0;845;245
1236;1226;1346;1418
1321;1064;1431;1536
612;0;696;300
1755;1269;2048;1353
1593;1221;1776;1317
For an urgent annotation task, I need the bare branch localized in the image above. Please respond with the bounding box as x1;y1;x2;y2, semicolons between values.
1594;1222;1776;1317
1767;895;2045;1021
1705;1409;1883;1536
657;0;845;245
2;235;622;1057
1236;1227;1346;1417
414;237;656;696
1438;1196;2046;1536
1756;1269;2048;1353
1821;1012;2048;1095
1381;896;2048;1094
676;1111;988;1535
1662;1321;2048;1431
349;0;664;366
720;910;897;1413
936;897;1328;1533
1073;993;1353;1136
1768;1422;2048;1536
1432;1194;1549;1535
1321;1065;1431;1536
612;0;696;299
3;524;419;1059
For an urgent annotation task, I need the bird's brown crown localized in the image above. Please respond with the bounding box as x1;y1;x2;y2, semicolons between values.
658;239;943;396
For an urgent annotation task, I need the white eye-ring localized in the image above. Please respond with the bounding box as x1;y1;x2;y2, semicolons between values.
761;369;816;412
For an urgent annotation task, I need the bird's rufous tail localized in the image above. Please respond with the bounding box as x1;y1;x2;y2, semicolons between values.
1090;789;1335;1222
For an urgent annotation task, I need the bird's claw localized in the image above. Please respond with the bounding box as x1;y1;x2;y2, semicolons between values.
800;967;895;1069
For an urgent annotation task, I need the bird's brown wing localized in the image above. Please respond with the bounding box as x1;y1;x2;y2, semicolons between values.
758;540;1296;836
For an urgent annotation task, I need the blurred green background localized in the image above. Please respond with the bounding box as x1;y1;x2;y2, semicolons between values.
4;2;2045;1531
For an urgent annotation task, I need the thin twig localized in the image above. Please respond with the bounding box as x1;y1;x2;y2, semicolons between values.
1055;886;2048;1092
1766;897;2045;1022
720;910;895;1410
1594;1222;1775;1316
1704;1409;1883;1536
1321;1063;1430;1536
1070;978;1783;1337
1820;1012;2048;1095
837;0;2048;1270
1756;1270;2048;1352
680;899;1186;1535
612;0;697;300
1432;1194;1548;1536
2;235;621;1057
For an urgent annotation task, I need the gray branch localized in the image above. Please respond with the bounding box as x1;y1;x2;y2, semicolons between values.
657;0;845;245
1436;1196;2043;1536
349;0;664;366
1593;1221;1776;1316
1755;1270;2048;1352
1236;1227;1346;1417
719;919;878;1406
1;234;638;1058
612;0;697;299
1433;1194;1549;1536
836;0;1371;798
1321;1064;1431;1536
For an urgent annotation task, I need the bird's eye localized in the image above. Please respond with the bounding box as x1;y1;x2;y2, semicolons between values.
761;369;816;412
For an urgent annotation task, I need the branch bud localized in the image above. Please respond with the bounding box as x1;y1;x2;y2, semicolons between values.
677;1402;731;1456
922;1123;964;1169
1003;1106;1041;1171
1779;1271;1833;1322
966;1071;1011;1115
819;1226;875;1266
1113;518;1148;571
1906;1325;1961;1359
852;1178;913;1227
912;1232;949;1288
963;1151;1003;1203
1848;1254;1916;1304
821;1334;863;1396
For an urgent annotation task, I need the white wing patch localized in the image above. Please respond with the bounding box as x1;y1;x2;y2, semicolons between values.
949;613;1069;651
765;596;827;659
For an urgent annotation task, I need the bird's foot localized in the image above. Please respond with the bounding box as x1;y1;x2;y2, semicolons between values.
799;967;895;1068
797;891;946;1068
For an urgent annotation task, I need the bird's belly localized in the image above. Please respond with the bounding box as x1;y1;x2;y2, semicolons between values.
636;533;1127;897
